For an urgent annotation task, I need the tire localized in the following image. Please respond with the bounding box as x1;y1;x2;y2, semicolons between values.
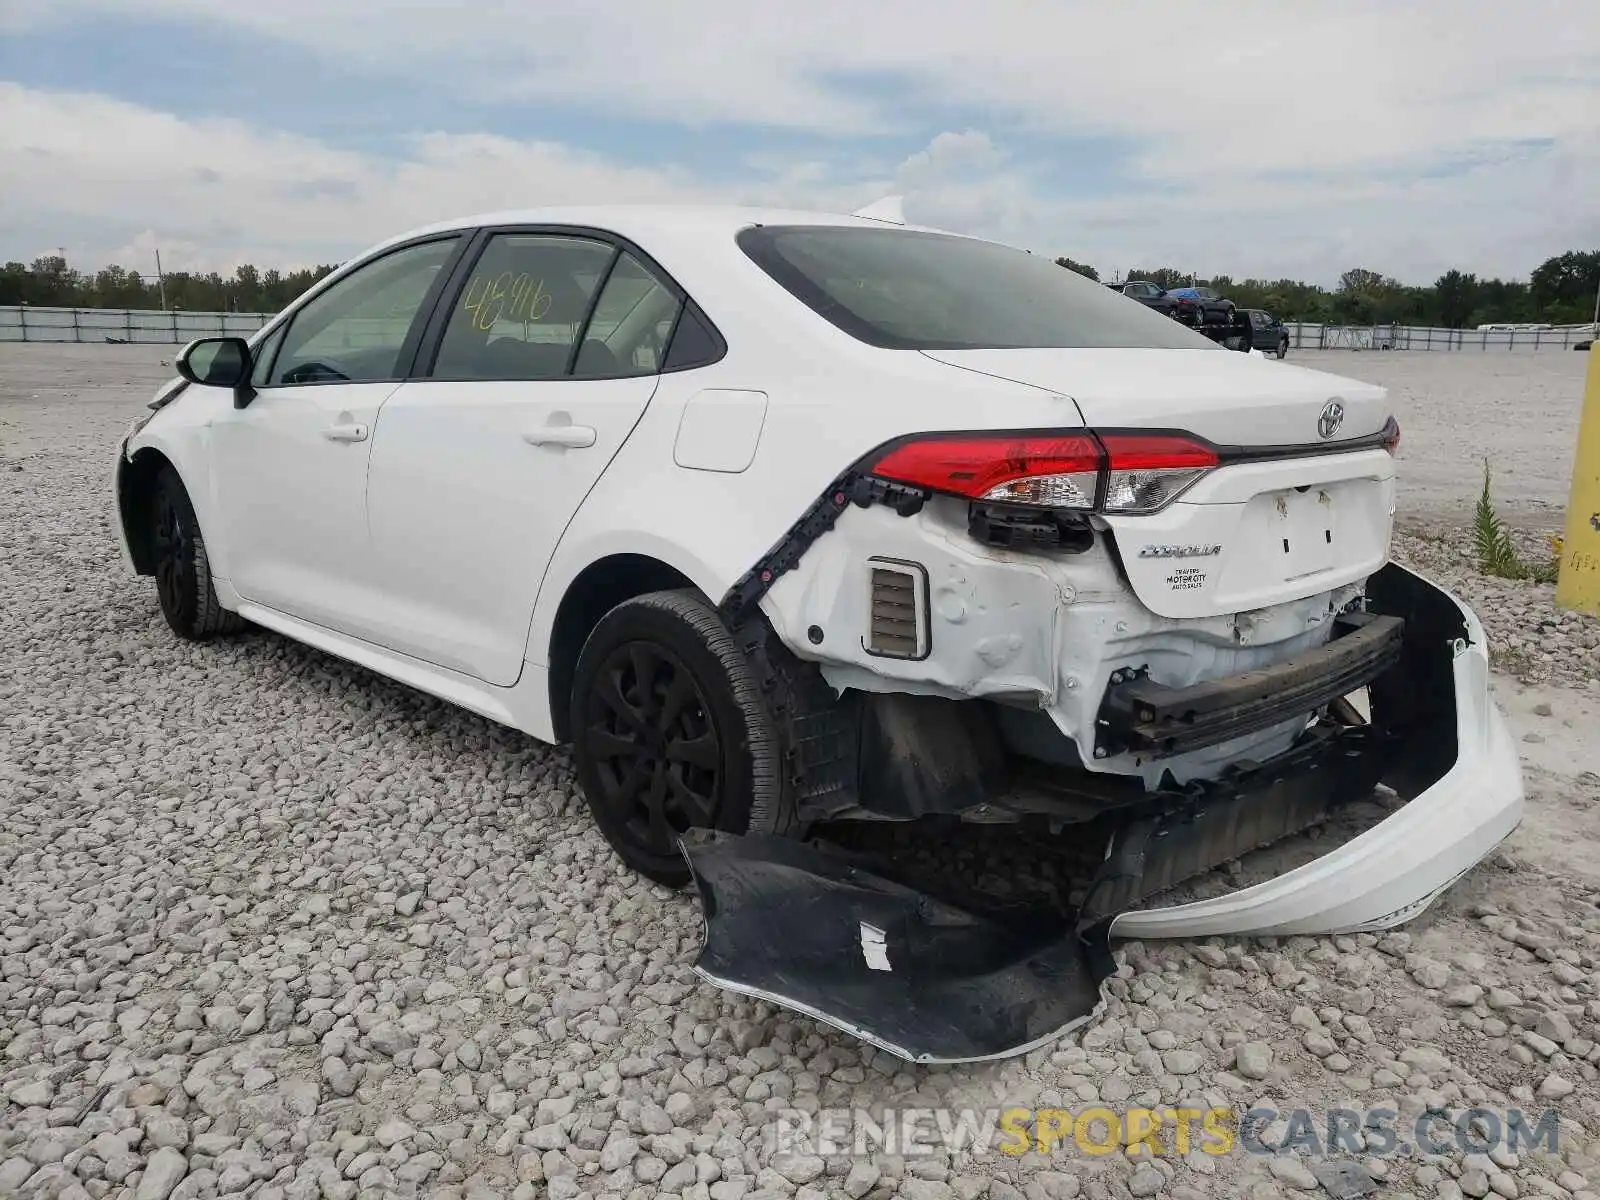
1276;337;1289;359
569;589;794;886
151;464;244;640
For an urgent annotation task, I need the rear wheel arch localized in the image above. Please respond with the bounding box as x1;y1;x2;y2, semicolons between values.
546;553;700;742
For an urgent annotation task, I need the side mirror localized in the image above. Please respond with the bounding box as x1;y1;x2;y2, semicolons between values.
176;337;255;408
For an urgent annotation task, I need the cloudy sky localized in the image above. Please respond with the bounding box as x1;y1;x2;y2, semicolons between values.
2;1;1596;285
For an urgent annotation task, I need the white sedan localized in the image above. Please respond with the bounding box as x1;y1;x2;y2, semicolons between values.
114;203;1524;1062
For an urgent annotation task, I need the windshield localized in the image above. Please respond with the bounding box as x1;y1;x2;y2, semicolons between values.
737;226;1218;352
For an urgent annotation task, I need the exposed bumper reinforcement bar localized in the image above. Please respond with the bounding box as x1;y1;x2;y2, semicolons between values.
682;563;1524;1063
1095;611;1405;759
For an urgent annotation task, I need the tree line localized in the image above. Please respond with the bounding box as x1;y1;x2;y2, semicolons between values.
1;245;1595;328
0;257;339;315
1058;250;1599;327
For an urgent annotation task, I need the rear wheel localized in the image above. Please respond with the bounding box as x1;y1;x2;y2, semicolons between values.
151;465;244;640
570;589;793;885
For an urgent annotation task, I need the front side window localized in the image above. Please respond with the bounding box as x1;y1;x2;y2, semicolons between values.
268;238;458;385
432;235;616;381
739;226;1216;351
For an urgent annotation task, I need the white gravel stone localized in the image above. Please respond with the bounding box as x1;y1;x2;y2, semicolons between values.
134;1147;189;1200
1234;1042;1274;1079
2;345;1598;1200
1267;1156;1319;1190
1538;1073;1576;1099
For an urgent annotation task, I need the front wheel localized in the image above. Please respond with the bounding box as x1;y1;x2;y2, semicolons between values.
150;465;244;640
1276;337;1289;359
569;590;793;885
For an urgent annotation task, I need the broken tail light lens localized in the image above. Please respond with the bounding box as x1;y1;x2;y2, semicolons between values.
1098;433;1219;514
868;433;1103;510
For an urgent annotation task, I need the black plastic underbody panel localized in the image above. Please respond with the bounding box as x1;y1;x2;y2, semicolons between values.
682;830;1107;1063
1096;612;1405;759
683;723;1387;1063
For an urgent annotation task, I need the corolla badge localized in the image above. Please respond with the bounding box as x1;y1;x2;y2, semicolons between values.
1138;544;1222;559
1318;399;1345;439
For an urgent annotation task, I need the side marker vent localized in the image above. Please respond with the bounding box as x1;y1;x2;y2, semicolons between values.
865;559;929;660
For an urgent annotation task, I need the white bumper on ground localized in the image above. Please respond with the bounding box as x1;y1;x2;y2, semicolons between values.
1111;568;1524;939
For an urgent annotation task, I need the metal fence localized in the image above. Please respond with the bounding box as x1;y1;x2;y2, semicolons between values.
2;305;1595;352
1284;322;1597;351
0;306;274;344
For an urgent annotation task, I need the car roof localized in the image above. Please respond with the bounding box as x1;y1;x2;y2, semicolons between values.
356;204;981;260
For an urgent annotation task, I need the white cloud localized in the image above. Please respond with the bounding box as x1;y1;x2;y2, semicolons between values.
1;73;1596;286
0;84;721;271
8;0;1598;178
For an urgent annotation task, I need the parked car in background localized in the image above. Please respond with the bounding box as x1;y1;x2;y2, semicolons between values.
1165;284;1236;328
1246;308;1290;358
1105;279;1200;324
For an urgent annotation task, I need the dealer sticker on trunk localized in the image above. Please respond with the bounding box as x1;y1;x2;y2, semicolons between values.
1165;567;1208;591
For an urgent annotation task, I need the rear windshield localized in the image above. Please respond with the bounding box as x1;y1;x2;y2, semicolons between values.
737;225;1217;351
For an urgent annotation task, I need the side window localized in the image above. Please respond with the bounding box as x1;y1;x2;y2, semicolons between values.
574;253;683;377
663;305;722;372
249;323;287;387
432;235;616;381
268;238;458;386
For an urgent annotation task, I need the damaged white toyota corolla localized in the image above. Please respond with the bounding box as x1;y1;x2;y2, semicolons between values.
113;204;1524;1063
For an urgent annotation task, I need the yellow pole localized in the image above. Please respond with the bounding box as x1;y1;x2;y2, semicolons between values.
1556;345;1600;616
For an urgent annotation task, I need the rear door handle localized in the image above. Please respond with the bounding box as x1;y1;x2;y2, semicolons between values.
322;424;369;442
523;425;597;449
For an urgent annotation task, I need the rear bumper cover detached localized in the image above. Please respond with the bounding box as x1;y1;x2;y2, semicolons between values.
681;563;1525;1063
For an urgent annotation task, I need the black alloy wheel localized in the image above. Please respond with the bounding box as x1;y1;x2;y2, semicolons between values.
569;589;792;885
584;640;722;863
149;464;244;639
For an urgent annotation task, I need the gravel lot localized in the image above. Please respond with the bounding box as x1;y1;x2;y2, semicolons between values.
3;344;1599;1200
1288;349;1589;527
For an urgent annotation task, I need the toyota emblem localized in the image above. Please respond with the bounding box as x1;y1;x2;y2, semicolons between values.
1317;400;1345;439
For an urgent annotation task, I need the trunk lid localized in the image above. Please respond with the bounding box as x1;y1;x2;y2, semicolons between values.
921;347;1389;446
921;347;1397;619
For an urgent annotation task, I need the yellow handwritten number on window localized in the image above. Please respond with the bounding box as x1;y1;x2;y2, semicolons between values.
461;272;552;331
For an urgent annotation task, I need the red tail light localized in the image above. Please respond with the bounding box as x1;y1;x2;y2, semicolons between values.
1098;433;1218;513
867;430;1221;514
1380;416;1401;454
869;433;1103;510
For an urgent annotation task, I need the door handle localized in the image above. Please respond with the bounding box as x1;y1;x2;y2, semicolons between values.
523;425;597;449
322;424;369;442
